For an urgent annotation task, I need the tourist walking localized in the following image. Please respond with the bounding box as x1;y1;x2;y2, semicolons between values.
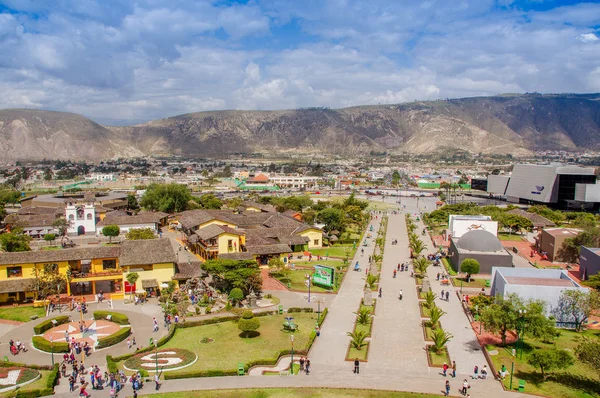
153;317;159;332
471;365;479;379
444;380;451;396
442;362;448;377
462;379;470;396
445;291;450;301
452;361;457;378
299;357;305;372
378;287;382;298
154;373;161;390
353;358;360;374
305;359;310;375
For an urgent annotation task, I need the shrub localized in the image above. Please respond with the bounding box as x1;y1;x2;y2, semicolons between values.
106;356;118;374
287;307;314;313
229;288;244;304
93;311;129;325
206;305;212;314
15;389;53;398
33;316;70;335
97;327;131;348
46;364;59;389
164;369;238;379
238;310;260;337
31;336;69;353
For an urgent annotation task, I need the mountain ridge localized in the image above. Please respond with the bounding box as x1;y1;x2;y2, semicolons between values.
1;93;600;160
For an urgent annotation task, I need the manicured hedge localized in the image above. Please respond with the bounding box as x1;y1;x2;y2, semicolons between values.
97;327;131;349
14;389;53;398
106;355;118;374
33;316;70;335
287;307;314;313
31;336;69;353
46;364;59;389
93;311;129;325
164;369;238;379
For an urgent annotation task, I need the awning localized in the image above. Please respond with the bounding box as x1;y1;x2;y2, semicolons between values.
141;279;159;289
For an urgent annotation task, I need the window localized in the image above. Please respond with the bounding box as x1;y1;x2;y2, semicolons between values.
77;208;84;220
44;263;58;273
228;239;233;249
314;239;320;246
7;266;22;278
68;214;74;221
87;213;93;220
102;259;117;270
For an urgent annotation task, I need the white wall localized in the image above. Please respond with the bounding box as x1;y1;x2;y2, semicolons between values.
449;218;498;238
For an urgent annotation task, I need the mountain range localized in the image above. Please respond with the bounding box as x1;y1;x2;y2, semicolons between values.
1;93;599;161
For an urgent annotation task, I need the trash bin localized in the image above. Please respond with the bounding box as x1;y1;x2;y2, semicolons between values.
518;380;526;392
278;305;283;315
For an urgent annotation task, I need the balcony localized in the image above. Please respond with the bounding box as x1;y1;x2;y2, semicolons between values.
70;268;123;280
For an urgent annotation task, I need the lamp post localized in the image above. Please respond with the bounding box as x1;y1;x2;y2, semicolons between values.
317;298;323;323
154;340;159;375
50;337;54;366
517;309;527;359
509;348;516;390
290;334;294;375
305;274;311;303
460;273;464;294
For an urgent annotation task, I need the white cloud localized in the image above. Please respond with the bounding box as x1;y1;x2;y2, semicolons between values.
0;0;599;122
577;33;599;43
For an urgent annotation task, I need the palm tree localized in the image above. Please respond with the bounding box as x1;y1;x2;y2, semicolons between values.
366;274;379;289
428;306;446;329
347;331;369;350
413;257;430;277
430;328;453;354
409;239;427;258
409;233;419;244
371;254;383;264
355;307;373;325
424;291;437;309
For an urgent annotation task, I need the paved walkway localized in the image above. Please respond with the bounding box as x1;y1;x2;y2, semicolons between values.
417;218;496;379
367;214;429;373
309;217;381;369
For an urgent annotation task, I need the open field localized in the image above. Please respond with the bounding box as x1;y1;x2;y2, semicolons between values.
0;306;45;322
149;388;445;398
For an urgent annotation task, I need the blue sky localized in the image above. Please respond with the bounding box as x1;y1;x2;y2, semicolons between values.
0;0;599;124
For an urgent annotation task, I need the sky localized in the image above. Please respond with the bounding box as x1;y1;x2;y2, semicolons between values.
0;0;599;125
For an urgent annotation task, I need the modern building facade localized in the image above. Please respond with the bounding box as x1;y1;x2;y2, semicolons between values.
536;228;581;262
579;246;600;281
447;230;513;274
490;267;588;325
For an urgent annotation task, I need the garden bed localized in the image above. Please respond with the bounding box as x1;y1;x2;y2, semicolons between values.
426;346;451;368
123;348;197;372
419;302;432;318
450;277;488;289
346;343;370;362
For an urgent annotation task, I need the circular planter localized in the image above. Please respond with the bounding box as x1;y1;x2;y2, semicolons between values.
123;348;197;372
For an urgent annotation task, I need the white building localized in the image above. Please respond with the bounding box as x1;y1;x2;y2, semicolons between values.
448;214;498;239
66;202;96;235
269;175;320;189
86;173;116;182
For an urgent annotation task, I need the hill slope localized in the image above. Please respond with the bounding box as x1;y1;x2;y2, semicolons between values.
2;93;600;160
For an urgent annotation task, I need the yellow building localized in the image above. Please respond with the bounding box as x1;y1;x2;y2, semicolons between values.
0;239;178;304
190;224;245;261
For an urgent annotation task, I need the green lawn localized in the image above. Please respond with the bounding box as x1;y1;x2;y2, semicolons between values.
149;388;444;398
310;245;356;259
428;348;450;366
450;277;488;289
347;344;369;361
497;233;526;242
354;320;372;336
40;246;61;250
144;313;319;375
367;201;398;212
419;303;432;318
486;329;600;398
274;269;340;293
0;306;45;322
441;258;457;276
291;259;343;269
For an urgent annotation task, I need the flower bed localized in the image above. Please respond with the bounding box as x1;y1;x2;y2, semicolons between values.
0;367;40;387
123;348;196;372
426;346;451;368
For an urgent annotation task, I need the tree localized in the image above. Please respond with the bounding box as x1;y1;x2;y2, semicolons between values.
203;259;262;295
522;300;558;343
413;257;430;277
527;349;574;380
0;231;31;252
44;233;56;243
480;294;523;346
391;170;400;186
497;213;533;234
43;168;53;181
460;258;480;282
575;337;600;378
347;330;369;350
552;289;598;331
558;227;600;263
52;218;71;237
423;291;437;309
30;264;67;303
125;228;155;240
102;225;120;243
430;328;453;354
409;239;427;258
366;274;379;289
238;310;260;337
126;272;140;301
268;257;290;279
140;183;192;213
317;208;346;233
126;194;139;211
302;209;317;225
194;194;223;209
428;306;446;329
355;307;373;325
229;287;244;306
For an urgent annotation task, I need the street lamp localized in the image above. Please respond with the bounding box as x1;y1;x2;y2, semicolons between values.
154;339;159;374
509;348;516;390
305;274;311;303
290;334;294;375
317;298;324;323
475;305;482;335
517;309;527;359
50;337;54;366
